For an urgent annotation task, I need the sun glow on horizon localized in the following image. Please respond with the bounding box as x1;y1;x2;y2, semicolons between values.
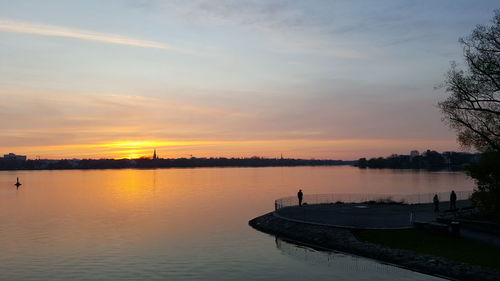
1;138;461;160
102;140;223;159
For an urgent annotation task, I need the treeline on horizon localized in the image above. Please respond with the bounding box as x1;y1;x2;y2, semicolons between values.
0;156;352;170
356;150;480;170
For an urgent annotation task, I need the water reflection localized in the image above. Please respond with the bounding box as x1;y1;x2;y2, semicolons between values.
0;167;469;281
274;237;446;281
276;237;390;271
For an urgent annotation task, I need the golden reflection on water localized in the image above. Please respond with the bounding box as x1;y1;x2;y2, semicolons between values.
0;167;468;281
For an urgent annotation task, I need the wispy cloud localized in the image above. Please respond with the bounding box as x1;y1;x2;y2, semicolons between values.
0;19;171;50
155;1;369;59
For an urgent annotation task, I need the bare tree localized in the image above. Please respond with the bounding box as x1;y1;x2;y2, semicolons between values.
439;9;500;152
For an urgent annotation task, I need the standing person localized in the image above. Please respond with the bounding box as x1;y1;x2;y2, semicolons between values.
433;194;440;212
297;189;303;206
450;190;457;210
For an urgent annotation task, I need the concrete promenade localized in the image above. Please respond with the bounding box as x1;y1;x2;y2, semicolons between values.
276;200;472;229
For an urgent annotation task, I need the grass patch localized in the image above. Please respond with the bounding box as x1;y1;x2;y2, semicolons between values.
352;228;500;269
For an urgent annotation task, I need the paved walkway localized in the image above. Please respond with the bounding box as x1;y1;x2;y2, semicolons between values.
275;200;472;229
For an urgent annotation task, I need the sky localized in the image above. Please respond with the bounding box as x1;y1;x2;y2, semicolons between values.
0;1;498;160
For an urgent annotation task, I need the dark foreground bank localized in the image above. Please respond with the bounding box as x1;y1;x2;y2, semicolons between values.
249;213;500;281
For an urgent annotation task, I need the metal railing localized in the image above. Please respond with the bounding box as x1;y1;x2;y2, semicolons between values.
274;190;473;210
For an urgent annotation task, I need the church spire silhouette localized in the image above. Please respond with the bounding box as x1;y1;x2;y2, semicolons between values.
153;149;157;160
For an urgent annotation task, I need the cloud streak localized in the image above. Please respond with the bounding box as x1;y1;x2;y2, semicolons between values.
0;19;170;49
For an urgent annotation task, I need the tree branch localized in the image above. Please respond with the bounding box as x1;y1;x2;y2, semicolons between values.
450;116;500;152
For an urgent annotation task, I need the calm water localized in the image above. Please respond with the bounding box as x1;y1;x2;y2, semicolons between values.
0;166;473;280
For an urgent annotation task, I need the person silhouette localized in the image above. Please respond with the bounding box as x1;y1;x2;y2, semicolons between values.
450;190;457;210
297;189;303;206
433;194;439;212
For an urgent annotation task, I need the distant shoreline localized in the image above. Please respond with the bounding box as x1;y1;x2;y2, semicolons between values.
0;158;354;171
0;165;351;172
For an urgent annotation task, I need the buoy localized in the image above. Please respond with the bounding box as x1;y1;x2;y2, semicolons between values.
14;177;22;189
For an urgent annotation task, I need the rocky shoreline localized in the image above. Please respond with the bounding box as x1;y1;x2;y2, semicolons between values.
249;212;500;281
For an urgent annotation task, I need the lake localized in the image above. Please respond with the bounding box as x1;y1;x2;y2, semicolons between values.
0;166;473;280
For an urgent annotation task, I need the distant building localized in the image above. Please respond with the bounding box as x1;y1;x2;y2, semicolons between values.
421;149;433;157
2;153;27;161
153;149;158;160
410;150;419;158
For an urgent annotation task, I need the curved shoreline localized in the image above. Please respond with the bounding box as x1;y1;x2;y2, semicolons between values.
249;212;499;281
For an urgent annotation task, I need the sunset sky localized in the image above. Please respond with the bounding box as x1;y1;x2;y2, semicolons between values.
0;1;497;160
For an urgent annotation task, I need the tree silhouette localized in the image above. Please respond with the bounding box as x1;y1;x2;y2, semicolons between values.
439;10;500;220
439;9;500;152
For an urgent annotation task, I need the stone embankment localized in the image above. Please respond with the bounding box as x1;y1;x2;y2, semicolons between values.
249;212;500;281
